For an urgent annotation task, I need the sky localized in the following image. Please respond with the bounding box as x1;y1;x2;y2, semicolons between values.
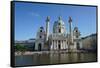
14;2;97;40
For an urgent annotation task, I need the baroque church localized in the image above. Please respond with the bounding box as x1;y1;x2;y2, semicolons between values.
35;16;82;51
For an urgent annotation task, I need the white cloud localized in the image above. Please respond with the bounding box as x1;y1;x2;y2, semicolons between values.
31;12;41;18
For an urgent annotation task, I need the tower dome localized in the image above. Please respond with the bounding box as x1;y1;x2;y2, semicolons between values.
53;16;66;34
73;27;80;38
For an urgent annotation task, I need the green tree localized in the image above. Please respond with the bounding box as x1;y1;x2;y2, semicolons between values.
15;44;27;55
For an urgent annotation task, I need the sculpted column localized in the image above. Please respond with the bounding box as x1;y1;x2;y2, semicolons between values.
68;16;73;44
46;16;50;41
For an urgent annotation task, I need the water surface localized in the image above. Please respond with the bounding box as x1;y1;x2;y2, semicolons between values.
15;52;97;66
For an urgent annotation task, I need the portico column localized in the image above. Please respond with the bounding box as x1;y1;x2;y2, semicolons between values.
63;40;64;49
65;41;66;49
56;40;57;50
51;41;53;50
52;40;54;50
57;40;58;50
65;40;67;49
61;40;62;49
53;40;55;50
53;40;54;50
62;40;63;49
55;40;57;50
63;40;65;49
54;40;56;50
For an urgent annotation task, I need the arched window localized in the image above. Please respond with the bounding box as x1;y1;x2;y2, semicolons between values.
76;35;78;38
40;36;42;38
76;30;78;32
59;29;61;33
58;23;61;25
40;30;42;32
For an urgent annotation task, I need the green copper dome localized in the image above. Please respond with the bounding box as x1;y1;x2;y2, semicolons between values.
53;16;66;33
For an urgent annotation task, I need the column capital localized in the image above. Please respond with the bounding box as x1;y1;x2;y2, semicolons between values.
68;16;72;23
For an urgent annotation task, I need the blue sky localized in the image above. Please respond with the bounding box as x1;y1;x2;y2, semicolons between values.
15;2;97;40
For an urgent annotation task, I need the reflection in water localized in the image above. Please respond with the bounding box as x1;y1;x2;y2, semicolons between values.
15;52;97;66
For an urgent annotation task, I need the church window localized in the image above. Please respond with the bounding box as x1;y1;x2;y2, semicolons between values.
76;30;78;32
58;23;61;25
76;36;78;38
40;30;42;32
40;36;42;38
59;29;61;33
77;42;80;49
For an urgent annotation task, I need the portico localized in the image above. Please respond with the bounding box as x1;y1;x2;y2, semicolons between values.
51;39;68;50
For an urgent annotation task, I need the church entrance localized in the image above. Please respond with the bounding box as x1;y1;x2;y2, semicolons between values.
58;44;61;50
38;43;42;51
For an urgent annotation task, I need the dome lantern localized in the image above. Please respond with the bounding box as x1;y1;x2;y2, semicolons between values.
58;16;62;20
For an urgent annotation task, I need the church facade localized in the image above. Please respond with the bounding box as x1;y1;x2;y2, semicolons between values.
35;16;82;51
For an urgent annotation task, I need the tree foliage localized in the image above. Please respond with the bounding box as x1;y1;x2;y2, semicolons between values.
15;44;27;52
